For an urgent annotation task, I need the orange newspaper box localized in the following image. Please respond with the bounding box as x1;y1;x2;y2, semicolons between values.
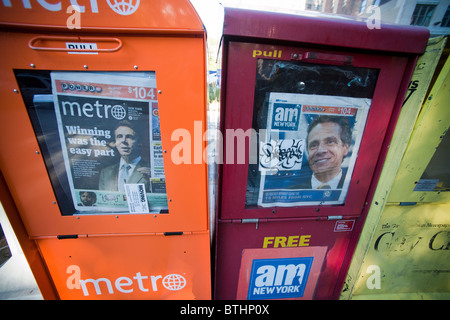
0;0;210;299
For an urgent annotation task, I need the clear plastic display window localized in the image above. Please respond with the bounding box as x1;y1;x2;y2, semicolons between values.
15;70;168;215
246;59;379;208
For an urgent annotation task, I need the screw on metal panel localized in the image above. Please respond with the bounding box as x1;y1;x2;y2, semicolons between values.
35;151;40;154
13;89;19;93
115;216;119;218
30;63;35;68
76;216;80;219
134;65;138;70
169;199;172;202
163;150;167;153
158;90;162;94
83;65;88;69
293;54;299;59
52;201;56;204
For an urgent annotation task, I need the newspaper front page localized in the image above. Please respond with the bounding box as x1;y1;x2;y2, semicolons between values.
51;71;167;214
257;92;371;207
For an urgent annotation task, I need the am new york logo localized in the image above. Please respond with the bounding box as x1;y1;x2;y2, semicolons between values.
247;257;313;300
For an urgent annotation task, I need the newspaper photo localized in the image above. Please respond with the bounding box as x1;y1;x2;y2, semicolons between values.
50;71;167;214
257;92;371;207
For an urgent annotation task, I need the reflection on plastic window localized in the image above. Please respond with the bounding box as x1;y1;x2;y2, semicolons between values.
414;129;450;192
15;70;168;216
246;59;379;208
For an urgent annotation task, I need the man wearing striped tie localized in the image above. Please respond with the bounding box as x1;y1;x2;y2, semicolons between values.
303;115;351;190
99;120;151;192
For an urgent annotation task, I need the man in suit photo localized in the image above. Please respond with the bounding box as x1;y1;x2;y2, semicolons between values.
299;115;352;190
99;120;151;192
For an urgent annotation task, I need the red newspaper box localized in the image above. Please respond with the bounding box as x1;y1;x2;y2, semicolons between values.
214;7;429;300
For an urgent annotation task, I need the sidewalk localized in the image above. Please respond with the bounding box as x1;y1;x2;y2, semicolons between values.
0;254;43;300
0;204;43;300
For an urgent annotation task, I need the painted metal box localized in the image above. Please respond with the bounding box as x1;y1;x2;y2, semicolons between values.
0;0;211;299
215;7;429;300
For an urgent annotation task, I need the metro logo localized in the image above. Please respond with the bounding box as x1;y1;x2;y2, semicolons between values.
66;265;187;297
1;0;140;15
247;257;313;300
2;0;99;12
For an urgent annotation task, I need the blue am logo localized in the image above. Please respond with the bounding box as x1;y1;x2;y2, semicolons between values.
272;103;301;131
247;257;313;300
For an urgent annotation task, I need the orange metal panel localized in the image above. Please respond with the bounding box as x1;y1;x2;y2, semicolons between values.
0;32;209;237
0;0;204;34
0;0;209;301
36;232;211;299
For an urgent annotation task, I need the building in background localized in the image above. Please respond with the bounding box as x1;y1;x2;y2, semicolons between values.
308;0;450;36
378;0;450;36
215;0;449;36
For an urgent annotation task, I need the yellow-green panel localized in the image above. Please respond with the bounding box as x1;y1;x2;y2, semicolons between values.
349;203;450;299
388;54;450;203
340;37;447;300
351;292;450;300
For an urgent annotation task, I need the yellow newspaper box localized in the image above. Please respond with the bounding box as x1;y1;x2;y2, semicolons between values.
341;37;450;300
0;1;211;299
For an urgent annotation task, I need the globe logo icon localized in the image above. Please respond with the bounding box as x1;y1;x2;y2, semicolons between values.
162;274;187;291
107;0;140;16
111;105;127;120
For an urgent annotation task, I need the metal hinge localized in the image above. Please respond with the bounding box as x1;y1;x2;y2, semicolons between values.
164;232;184;236
241;218;259;229
242;218;259;224
387;202;420;206
399;202;418;206
57;234;79;240
242;218;267;229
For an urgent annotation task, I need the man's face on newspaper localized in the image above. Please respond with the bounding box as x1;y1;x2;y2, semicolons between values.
307;121;349;179
114;125;138;158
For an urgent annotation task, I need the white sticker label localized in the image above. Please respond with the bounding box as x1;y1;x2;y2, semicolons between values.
124;184;150;214
66;42;98;54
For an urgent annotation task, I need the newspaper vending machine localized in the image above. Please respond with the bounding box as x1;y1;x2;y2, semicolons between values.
214;7;429;300
0;0;211;299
